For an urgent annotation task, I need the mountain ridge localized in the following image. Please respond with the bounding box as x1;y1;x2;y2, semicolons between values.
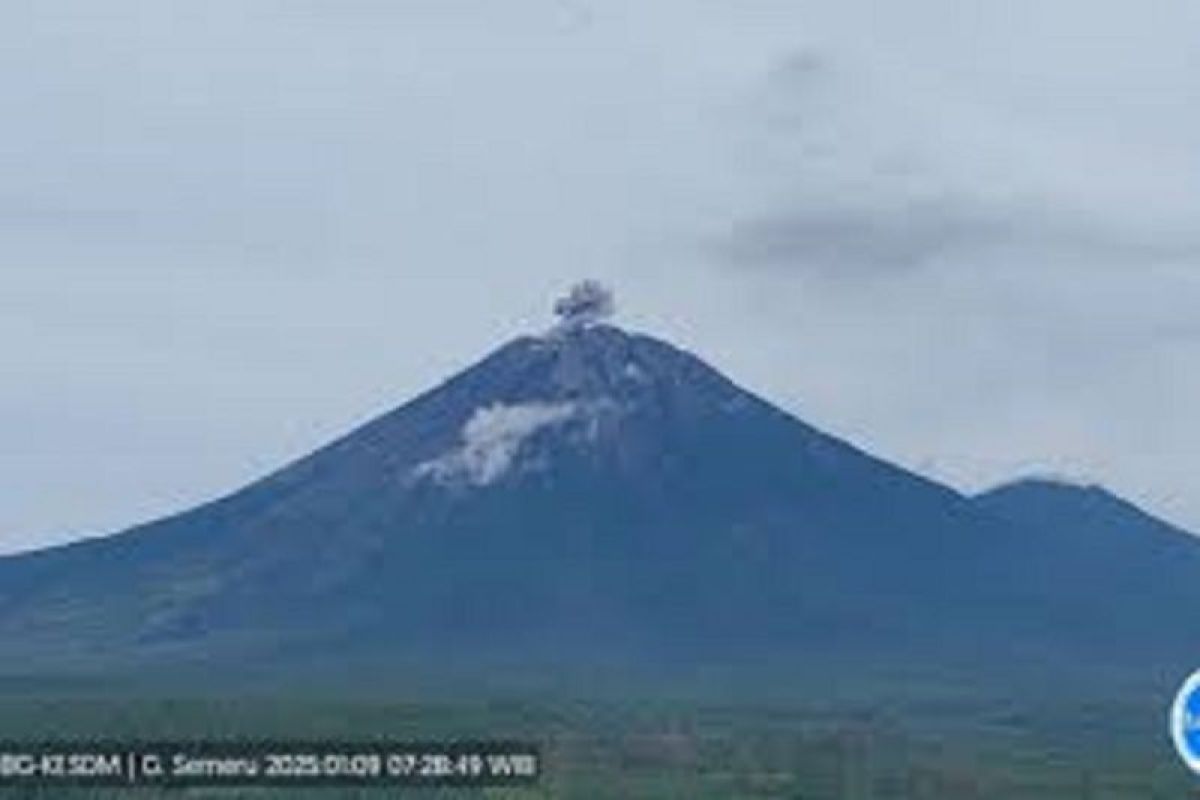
0;316;1197;699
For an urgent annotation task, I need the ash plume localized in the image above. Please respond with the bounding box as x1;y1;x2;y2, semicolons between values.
553;280;615;330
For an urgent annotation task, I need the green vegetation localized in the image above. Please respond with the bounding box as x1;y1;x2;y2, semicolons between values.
0;690;1192;798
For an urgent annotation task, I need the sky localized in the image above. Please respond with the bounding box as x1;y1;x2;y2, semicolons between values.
3;0;1200;553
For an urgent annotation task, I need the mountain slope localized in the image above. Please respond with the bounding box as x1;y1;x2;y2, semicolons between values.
0;320;1198;697
973;478;1200;662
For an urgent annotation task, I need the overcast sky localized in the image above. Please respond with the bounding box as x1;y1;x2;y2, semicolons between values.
4;1;1200;553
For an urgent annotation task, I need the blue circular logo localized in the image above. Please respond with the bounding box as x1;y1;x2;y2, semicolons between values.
1171;670;1200;773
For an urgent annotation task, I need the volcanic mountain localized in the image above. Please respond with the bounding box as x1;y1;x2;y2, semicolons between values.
1;291;1198;696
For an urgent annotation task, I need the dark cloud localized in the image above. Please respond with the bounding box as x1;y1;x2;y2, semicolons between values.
716;39;1200;278
720;197;1017;272
720;192;1200;275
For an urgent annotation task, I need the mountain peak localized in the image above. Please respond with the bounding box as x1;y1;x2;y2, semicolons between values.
973;476;1189;541
405;322;757;489
17;285;1200;692
977;476;1110;501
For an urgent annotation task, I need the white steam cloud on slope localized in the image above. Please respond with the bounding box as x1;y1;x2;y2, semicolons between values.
413;402;579;487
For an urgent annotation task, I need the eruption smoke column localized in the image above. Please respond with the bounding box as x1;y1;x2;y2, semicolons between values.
553;280;615;331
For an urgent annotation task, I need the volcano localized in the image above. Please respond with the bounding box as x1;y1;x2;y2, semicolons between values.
2;286;1199;696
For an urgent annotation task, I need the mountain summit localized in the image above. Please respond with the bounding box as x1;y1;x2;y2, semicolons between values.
1;287;1199;695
